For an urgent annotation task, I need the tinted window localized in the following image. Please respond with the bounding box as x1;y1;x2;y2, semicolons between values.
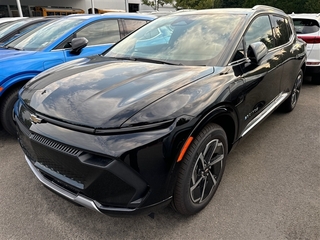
273;16;291;46
286;18;293;37
123;19;148;35
245;15;274;49
292;18;320;34
77;20;120;46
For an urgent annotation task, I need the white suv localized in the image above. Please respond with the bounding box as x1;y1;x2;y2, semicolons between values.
290;13;320;84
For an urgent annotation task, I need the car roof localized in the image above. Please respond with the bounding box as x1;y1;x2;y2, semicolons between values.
0;17;54;26
0;17;28;23
171;5;285;17
290;13;320;21
61;13;157;21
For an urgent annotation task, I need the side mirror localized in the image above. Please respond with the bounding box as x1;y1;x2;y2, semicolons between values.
247;42;268;64
70;37;88;55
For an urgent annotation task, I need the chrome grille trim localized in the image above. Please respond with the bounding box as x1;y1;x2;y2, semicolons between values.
25;155;102;214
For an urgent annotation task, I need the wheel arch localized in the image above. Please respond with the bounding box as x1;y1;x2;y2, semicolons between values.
190;105;239;154
166;105;238;189
0;72;39;99
168;105;239;212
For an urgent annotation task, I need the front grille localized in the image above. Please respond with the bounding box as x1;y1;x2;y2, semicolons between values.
32;133;80;156
31;139;101;188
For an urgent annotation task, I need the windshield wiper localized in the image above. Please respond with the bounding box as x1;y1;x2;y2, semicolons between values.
5;46;22;50
103;56;136;61
133;57;183;66
104;56;183;65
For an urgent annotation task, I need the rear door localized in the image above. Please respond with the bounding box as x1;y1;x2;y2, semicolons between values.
271;15;302;92
235;14;285;136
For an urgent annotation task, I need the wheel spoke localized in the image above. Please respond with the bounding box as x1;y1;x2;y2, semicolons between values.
199;177;207;203
209;154;224;167
190;175;205;202
199;152;206;168
190;175;205;192
203;139;218;164
209;171;217;186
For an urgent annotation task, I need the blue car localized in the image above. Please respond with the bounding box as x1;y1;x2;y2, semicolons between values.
0;13;156;135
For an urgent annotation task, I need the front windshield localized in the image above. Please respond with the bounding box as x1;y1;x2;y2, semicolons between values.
7;18;84;51
105;13;245;66
0;19;29;38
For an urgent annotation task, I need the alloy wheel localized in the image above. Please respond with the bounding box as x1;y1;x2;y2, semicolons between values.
190;139;224;203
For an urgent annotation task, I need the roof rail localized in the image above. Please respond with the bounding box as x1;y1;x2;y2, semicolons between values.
252;5;284;13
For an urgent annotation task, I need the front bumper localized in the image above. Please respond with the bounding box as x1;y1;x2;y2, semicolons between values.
15;101;188;216
25;154;102;213
25;154;171;216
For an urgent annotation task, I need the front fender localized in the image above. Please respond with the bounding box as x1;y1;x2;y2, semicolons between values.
190;105;239;148
0;71;40;97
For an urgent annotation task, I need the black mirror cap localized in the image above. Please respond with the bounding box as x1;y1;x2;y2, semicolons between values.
247;42;268;64
70;37;88;55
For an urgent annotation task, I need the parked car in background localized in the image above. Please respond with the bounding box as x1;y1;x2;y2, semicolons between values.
0;13;156;136
290;13;320;84
0;17;57;47
15;6;306;216
0;17;27;25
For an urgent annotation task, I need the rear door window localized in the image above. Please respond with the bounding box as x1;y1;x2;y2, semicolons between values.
123;19;148;36
292;19;320;34
272;16;292;47
77;19;120;46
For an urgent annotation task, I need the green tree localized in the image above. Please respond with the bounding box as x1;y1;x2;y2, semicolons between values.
242;0;320;13
141;0;174;10
174;0;215;10
220;0;244;8
304;0;320;12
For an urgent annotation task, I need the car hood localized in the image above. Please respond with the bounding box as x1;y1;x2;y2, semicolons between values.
22;56;214;129
0;49;36;59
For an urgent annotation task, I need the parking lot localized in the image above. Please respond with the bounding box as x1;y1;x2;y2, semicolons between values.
0;82;319;240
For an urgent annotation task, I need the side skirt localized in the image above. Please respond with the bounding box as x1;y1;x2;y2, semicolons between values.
240;92;289;138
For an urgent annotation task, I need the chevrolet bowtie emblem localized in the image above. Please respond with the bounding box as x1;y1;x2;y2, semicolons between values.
30;114;42;124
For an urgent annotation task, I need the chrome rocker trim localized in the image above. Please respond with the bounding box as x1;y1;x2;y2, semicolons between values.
241;92;289;137
25;155;102;214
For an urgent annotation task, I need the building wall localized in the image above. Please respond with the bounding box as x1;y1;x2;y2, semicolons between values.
1;0;175;16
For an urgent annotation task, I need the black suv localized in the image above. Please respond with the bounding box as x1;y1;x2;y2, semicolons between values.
15;5;306;216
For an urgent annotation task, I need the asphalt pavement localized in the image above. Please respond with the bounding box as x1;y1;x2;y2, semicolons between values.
0;82;319;240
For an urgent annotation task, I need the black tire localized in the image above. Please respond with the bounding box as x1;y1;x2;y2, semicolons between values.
172;123;228;215
0;87;21;137
281;69;303;113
